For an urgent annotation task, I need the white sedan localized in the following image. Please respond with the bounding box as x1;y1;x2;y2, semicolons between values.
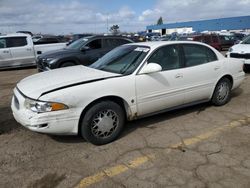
227;35;250;70
11;41;245;145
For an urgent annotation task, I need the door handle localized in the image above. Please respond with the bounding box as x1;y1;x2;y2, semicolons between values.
175;73;183;78
3;50;9;53
214;66;220;70
26;48;32;51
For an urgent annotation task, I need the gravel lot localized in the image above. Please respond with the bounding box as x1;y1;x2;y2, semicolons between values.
1;64;250;188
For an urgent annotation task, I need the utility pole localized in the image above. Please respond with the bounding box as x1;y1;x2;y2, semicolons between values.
106;13;109;34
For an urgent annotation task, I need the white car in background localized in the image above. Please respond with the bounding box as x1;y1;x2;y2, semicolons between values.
11;41;245;145
0;33;67;69
227;35;250;70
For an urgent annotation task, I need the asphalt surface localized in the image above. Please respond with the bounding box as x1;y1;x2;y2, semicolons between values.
1;65;250;188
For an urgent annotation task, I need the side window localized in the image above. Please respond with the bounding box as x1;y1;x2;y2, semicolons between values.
103;39;116;48
212;36;219;43
86;39;102;49
203;36;211;43
183;44;217;67
0;38;7;49
7;37;27;48
117;39;131;45
148;45;181;71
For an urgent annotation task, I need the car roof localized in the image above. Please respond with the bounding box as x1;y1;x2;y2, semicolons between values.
0;33;30;37
127;41;210;49
88;35;132;39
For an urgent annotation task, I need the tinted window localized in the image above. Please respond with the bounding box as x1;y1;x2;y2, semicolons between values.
7;37;27;47
183;44;217;67
117;39;131;45
212;36;219;43
103;39;118;48
0;38;6;48
203;35;211;43
86;39;102;49
148;45;181;71
103;38;131;48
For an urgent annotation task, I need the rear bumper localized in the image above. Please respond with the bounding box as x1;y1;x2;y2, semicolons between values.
11;88;79;135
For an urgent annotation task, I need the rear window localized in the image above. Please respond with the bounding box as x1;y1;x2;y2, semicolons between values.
183;44;217;67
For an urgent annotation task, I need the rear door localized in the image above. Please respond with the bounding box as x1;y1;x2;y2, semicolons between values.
7;36;35;67
180;44;222;103
0;38;12;68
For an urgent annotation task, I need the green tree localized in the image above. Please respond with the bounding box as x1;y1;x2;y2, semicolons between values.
110;25;120;34
157;17;163;25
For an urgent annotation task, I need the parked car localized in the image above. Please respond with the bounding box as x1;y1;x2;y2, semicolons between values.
192;34;234;51
227;35;250;70
33;36;62;45
36;35;134;71
12;41;245;145
16;31;33;36
0;33;67;69
67;34;93;44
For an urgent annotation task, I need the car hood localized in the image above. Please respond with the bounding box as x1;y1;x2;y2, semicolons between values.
39;48;79;58
17;65;120;99
231;44;250;53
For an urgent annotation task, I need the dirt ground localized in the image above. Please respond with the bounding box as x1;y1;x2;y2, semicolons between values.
1;66;250;188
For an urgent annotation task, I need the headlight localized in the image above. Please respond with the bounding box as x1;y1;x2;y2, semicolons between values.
228;47;233;52
24;98;68;113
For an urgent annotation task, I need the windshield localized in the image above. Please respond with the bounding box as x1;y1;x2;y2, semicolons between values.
66;37;89;49
90;45;150;75
242;35;250;44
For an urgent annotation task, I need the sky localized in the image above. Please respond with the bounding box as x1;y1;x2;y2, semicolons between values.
0;0;250;34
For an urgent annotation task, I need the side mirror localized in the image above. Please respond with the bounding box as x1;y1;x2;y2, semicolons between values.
140;63;162;74
80;46;90;52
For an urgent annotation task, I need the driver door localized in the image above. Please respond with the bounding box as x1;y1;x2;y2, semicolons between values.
135;44;185;116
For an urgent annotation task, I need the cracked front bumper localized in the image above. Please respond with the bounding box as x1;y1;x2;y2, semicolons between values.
11;88;79;135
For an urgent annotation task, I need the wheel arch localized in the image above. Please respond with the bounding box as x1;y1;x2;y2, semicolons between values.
78;95;132;134
219;74;233;87
58;57;80;67
211;74;234;99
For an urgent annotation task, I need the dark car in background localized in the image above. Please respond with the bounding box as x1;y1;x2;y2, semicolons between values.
68;34;93;44
37;35;134;71
33;36;62;45
192;34;234;51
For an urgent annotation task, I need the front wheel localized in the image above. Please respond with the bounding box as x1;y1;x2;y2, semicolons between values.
211;78;232;106
80;101;125;145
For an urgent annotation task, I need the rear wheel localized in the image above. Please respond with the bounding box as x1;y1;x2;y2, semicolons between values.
211;78;232;106
60;62;75;68
80;101;125;145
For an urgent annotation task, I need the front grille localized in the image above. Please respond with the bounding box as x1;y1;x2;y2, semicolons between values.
14;95;20;110
230;53;250;59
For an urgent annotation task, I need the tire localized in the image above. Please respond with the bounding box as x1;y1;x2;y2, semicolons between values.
211;78;232;106
60;62;75;68
243;64;250;73
80;101;125;145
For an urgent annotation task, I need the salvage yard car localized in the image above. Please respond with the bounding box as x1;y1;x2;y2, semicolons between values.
11;41;245;145
36;35;133;71
227;35;250;71
0;33;67;69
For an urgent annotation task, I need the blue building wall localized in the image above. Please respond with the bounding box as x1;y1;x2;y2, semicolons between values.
146;16;250;32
